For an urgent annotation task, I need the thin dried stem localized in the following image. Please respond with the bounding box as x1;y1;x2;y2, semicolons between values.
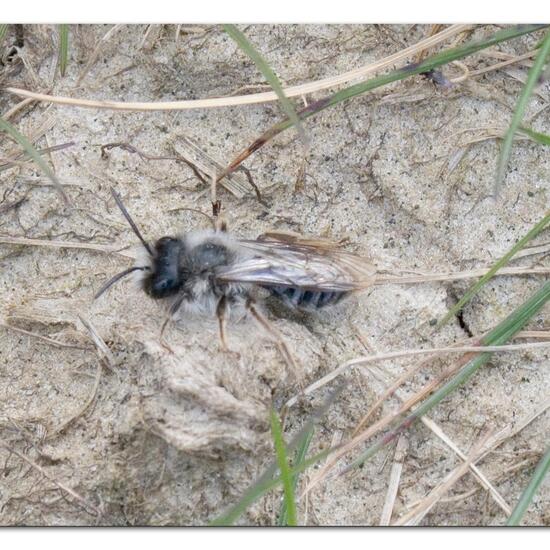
5;25;471;112
2;96;38;121
77;24;124;85
0;441;101;517
351;337;476;437
285;340;550;409
51;361;103;437
77;314;116;369
0;321;92;351
417;413;511;515
364;363;510;515
0;235;134;258
393;430;493;525
379;434;409;525
373;265;550;285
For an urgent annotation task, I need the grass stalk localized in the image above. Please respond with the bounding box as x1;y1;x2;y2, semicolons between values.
343;281;550;473
0;24;8;46
0;116;69;205
58;24;69;77
210;384;344;525
270;409;298;526
438;210;550;328
218;24;547;182
506;445;550;526
519;125;550;146
278;427;314;526
223;24;307;149
495;29;550;193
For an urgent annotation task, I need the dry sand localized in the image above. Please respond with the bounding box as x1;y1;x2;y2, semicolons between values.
0;24;548;525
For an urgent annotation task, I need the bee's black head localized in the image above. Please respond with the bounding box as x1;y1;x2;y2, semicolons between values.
143;236;185;299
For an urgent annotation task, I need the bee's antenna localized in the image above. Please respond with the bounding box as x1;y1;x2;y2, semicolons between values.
110;188;154;256
94;266;149;300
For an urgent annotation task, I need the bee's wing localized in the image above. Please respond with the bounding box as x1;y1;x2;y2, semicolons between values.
216;233;377;291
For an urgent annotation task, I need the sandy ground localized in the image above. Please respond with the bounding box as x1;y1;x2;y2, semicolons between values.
0;24;548;526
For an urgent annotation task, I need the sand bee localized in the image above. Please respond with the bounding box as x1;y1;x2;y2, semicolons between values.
96;189;376;361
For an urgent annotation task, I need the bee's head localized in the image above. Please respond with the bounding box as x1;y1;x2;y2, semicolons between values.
143;236;185;299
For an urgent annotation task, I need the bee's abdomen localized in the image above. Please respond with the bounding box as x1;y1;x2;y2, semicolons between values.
266;285;347;310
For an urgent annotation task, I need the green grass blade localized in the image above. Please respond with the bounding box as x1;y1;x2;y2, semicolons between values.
519;125;550;146
0;116;69;205
210;445;332;526
223;24;307;148
220;24;546;179
495;29;550;193
344;281;550;473
210;383;345;526
0;24;8;46
437;210;550;328
270;409;297;526
507;445;550;525
58;24;69;77
278;426;314;526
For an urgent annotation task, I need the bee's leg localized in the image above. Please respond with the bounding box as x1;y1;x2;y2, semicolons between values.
211;172;227;232
245;298;300;382
160;294;186;352
216;295;229;351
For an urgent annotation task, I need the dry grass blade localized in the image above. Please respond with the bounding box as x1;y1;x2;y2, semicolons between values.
417;413;511;515
466;50;537;78
0;235;134;258
373;265;550;285
299;281;550;496
47;315;116;435
361;363;511;515
302;361;509;515
0;321;92;351
303;430;342;502
171;137;251;198
2;96;38;122
340;282;550;476
4;25;471;112
393;430;493;525
513;242;550;259
379;434;408;525
77;314;116;368
77;24;124;85
477;396;550;465
0;441;101;517
0;141;76;172
351;337;477;436
285;340;550;409
2;109;56;161
407;397;550;524
52;361;103;437
216;24;545;182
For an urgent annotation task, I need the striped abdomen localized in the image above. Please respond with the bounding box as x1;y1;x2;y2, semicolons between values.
265;285;347;310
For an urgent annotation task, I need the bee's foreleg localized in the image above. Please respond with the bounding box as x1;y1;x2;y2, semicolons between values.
245;297;301;382
216;295;229;351
160;293;186;352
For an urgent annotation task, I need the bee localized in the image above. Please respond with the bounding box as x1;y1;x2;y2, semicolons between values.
96;189;376;367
